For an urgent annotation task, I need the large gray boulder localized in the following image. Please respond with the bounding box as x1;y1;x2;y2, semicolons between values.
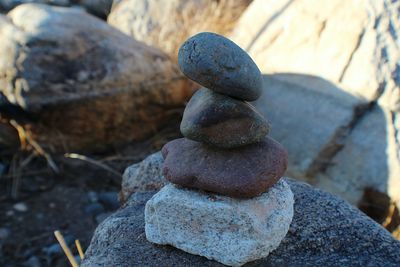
82;178;400;266
0;4;191;153
231;0;400;111
253;74;400;234
255;74;368;180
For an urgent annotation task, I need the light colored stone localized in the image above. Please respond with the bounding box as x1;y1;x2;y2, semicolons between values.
108;0;251;61
121;151;167;202
145;180;294;267
0;4;191;152
231;0;400;111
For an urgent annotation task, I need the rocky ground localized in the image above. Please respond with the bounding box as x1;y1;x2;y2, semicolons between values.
0;122;181;267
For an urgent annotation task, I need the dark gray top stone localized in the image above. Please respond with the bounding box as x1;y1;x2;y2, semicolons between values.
178;32;263;101
180;88;269;148
82;179;400;267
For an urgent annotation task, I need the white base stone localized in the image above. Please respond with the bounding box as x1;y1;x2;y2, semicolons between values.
145;179;294;266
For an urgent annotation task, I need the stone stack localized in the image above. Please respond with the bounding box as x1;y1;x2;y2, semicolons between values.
145;32;294;266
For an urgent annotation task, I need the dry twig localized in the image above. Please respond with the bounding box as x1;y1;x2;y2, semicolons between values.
54;230;79;267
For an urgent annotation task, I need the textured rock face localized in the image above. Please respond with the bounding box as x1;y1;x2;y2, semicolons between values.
162;137;288;198
254;74;368;179
0;0;113;17
317;105;400;209
231;0;400;111
180;88;269;148
108;0;252;61
0;4;191;152
120;152;167;203
253;74;400;229
83;178;400;267
0;0;70;12
145;181;294;267
178;32;262;101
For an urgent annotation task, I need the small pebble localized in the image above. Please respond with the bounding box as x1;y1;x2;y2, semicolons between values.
97;192;119;210
85;203;105;216
0;228;10;240
45;234;74;256
23;256;42;267
6;210;14;216
0;163;6;175
95;212;113;224
87;191;98;203
13;202;28;212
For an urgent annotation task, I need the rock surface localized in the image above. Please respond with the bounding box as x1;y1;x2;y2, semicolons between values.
253;74;368;179
180;88;269;148
253;73;400;228
120;151;167;202
78;0;113;19
178;32;262;101
0;4;191;152
231;0;400;111
108;0;252;61
82;179;400;266
145;181;294;267
317;105;400;209
0;0;70;12
162;137;288;198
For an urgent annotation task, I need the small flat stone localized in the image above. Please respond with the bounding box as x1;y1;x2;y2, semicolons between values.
180;88;269;148
13;202;28;212
178;32;263;101
162;137;288;198
145;181;294;267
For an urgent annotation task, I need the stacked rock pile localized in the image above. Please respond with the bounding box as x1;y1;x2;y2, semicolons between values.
145;32;294;266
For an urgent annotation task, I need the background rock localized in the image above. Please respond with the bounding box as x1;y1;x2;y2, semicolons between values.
229;0;400;236
254;74;400;234
231;0;400;112
0;4;191;153
107;0;252;61
83;179;400;266
254;74;368;180
0;0;69;13
78;0;113;19
317;105;400;213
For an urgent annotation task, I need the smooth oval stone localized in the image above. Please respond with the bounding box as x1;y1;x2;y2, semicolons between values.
180;88;269;148
178;32;263;101
161;136;288;198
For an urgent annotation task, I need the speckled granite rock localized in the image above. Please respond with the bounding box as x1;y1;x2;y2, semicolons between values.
120;152;167;203
180;88;269;148
145;180;293;266
178;32;262;101
82;178;400;266
162;137;288;198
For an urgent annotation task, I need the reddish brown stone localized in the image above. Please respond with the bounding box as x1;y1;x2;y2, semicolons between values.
161;137;288;198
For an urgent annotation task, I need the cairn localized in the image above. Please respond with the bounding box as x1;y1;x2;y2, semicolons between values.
145;32;294;267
